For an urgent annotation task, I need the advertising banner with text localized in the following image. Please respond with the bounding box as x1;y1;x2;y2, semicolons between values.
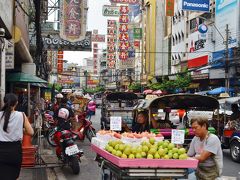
60;0;88;42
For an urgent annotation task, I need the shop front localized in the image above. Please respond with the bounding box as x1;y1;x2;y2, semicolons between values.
187;55;209;91
6;72;47;120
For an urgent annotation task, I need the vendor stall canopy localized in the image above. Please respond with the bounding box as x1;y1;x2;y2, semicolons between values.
149;94;219;110
6;72;48;83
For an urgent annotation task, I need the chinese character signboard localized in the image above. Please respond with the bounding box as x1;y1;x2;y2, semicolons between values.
108;20;117;27
120;6;129;14
119;51;128;61
93;43;98;74
133;28;142;39
166;0;174;16
134;40;140;49
92;34;105;42
60;0;88;42
119;5;130;62
107;19;117;69
119;15;129;23
119;24;128;32
57;51;64;73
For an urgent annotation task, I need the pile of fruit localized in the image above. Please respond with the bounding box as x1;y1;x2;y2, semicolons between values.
104;138;188;160
97;130;163;139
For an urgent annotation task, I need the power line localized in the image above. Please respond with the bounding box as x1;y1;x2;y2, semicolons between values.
15;0;31;17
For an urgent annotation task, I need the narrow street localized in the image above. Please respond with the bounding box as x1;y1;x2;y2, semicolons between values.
58;108;240;180
61;108;102;180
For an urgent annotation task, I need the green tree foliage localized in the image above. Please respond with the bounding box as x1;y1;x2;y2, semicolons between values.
84;86;105;94
147;73;191;92
128;82;141;92
48;83;62;92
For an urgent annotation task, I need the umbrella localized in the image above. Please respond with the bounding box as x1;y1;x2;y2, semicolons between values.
207;87;234;95
143;89;153;94
152;90;163;95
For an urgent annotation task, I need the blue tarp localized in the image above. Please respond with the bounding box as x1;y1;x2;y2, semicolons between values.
207;87;234;95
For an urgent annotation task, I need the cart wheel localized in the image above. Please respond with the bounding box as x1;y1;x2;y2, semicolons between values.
230;140;240;162
101;169;110;180
110;171;120;180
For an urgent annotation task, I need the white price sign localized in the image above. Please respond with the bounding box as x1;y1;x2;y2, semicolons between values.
171;129;185;144
110;116;122;131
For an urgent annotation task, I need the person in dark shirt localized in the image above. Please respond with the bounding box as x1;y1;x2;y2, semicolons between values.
230;104;240;121
122;111;150;133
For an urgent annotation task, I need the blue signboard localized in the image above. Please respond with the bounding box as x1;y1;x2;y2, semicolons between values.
210;48;234;68
182;0;210;12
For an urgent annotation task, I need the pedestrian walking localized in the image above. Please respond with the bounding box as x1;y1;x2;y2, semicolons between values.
0;93;34;180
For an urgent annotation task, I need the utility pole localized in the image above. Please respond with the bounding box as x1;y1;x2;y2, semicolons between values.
225;24;229;93
140;0;145;93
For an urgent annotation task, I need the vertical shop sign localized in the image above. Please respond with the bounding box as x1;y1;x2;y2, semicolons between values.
60;0;87;42
57;51;64;73
133;28;142;39
5;40;14;69
166;0;174;16
93;43;98;74
107;19;117;69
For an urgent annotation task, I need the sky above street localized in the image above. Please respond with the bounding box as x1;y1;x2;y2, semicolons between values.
64;0;111;66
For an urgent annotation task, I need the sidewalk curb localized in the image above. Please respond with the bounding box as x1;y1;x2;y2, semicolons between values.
46;168;57;180
53;167;67;180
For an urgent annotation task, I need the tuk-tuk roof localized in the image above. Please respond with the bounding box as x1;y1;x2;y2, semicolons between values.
148;94;219;110
105;92;138;101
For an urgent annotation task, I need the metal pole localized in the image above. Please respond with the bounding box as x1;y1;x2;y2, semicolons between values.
140;0;144;92
28;83;31;117
225;24;229;93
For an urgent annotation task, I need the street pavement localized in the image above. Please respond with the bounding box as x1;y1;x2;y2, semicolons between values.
20;108;240;180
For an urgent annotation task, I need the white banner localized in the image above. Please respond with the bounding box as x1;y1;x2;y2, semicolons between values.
5;40;14;69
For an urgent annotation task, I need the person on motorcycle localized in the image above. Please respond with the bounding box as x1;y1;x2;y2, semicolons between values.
54;97;75;130
54;97;75;159
53;93;63;112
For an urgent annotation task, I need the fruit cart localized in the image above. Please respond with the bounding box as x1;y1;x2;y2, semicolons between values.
134;94;220;145
92;144;198;180
91;132;198;180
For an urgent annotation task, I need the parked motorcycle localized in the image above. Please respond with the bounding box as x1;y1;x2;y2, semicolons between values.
47;111;96;146
44;111;58;147
76;112;96;142
43;111;56;130
54;128;83;174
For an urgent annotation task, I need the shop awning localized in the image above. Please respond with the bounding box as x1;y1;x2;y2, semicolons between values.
6;72;48;83
31;83;49;88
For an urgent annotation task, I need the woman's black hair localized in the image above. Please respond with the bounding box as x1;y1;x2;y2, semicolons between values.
1;93;18;132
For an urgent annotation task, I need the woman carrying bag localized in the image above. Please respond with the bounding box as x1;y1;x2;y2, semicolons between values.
0;93;34;180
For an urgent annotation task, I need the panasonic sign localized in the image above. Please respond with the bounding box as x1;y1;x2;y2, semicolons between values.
182;0;210;12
